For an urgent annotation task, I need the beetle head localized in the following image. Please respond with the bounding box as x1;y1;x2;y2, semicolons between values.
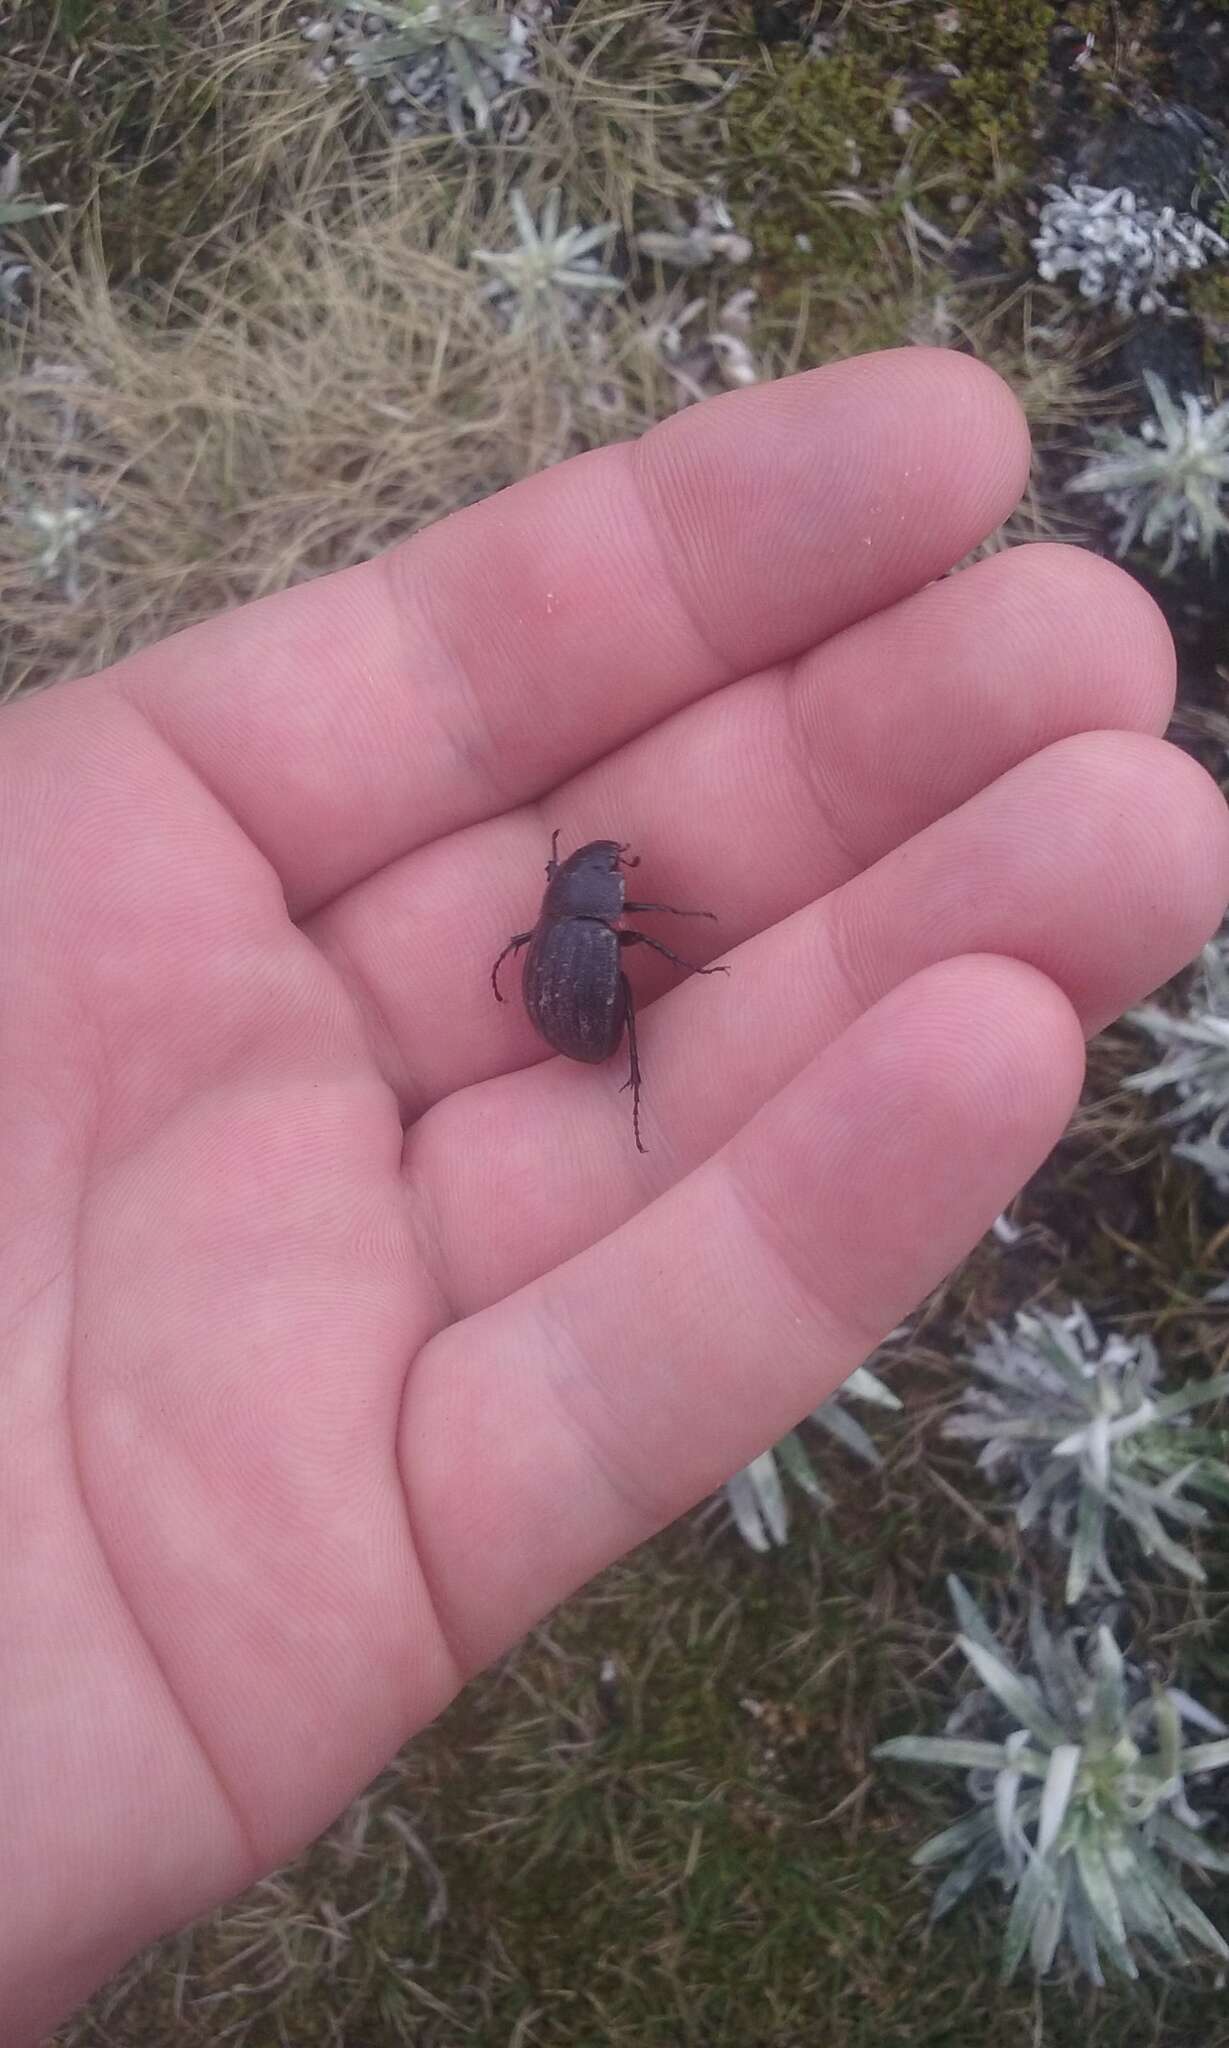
546;838;639;876
573;839;629;872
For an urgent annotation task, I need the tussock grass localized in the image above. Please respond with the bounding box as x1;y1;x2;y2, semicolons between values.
0;3;775;698
0;172;649;694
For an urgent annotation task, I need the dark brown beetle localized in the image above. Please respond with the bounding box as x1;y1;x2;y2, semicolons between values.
491;833;728;1152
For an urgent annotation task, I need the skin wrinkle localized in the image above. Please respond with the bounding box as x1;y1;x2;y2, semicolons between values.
317;905;427;1127
796;868;876;1044
394;796;554;1123
397;1131;459;1337
718;1143;887;1377
390;1354;470;1688
779;644;870;882
626;433;747;689
60;1168;262;1884
113;691;291;926
375;538;517;831
527;1284;679;1542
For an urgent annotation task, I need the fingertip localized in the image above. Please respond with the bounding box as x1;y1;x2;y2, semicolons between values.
908;951;1087;1125
970;543;1177;731
735;951;1086;1343
633;347;1037;673
898;345;1033;506
1122;735;1229;969
830;950;1085;1149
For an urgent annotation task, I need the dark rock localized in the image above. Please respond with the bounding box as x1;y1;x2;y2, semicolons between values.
1073;100;1228;216
1155;2;1229;130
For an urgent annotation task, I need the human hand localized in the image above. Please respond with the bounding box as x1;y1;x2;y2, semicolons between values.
4;351;1226;2041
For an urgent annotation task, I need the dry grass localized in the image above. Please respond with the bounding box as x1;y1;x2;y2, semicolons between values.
0;0;774;697
1;170;642;693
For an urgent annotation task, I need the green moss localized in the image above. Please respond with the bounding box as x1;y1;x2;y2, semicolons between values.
942;0;1056;160
725;44;905;282
724;0;1057;323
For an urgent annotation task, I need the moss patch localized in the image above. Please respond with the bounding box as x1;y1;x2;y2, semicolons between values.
723;2;1058;301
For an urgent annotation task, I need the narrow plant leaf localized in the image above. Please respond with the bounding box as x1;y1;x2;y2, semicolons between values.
1001;1853;1053;1983
957;1636;1066;1747
842;1364;903;1410
775;1429;831;1504
1037;1744;1080;1855
1066;1481;1105;1605
724;1461;776;1553
1183;1738;1229;1774
813;1398;882;1468
875;1736;1021;1772
1150;1812;1229;1873
1153;1373;1229;1419
945;1577;1002;1658
916;1796;1042;1872
1134;1845;1229;1958
1074;1829;1128;1950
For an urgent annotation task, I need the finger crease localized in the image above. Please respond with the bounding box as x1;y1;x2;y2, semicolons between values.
376;546;516;820
721;1150;886;1366
538;1290;681;1531
625;439;742;689
780;655;872;881
63;1175;263;1884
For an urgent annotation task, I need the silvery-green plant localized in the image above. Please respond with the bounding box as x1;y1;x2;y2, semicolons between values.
0;130;65;315
7;492;103;606
945;1304;1229;1602
875;1580;1229;1983
725;1363;901;1552
635;195;752;270
1128;930;1229;1192
645;287;758;407
473;188;620;328
1033;181;1227;316
302;1;542;141
1068;371;1229;573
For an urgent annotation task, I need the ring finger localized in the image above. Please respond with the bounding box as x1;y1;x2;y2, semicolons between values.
410;730;1229;1311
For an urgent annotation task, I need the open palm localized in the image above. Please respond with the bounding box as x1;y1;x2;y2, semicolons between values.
6;353;1227;2041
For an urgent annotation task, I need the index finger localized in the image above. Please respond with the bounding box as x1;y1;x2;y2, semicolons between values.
107;350;1029;914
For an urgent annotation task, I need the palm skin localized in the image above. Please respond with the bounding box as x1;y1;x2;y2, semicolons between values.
4;352;1227;2043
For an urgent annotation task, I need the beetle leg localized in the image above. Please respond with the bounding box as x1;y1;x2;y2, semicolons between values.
546;829;561;876
490;931;534;1001
618;971;646;1154
620;930;730;977
623;902;717;920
